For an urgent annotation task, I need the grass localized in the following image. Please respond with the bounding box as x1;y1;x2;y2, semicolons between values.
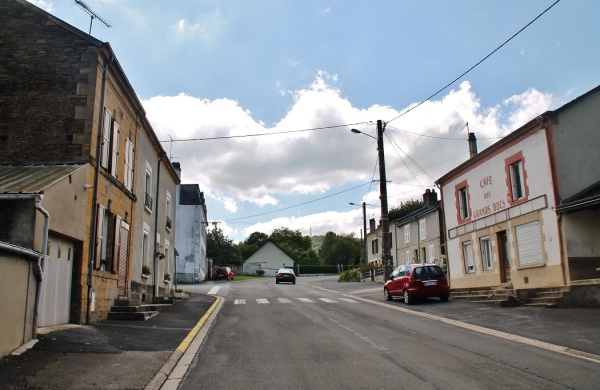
233;275;272;281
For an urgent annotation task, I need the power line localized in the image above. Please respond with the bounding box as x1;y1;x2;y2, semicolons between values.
386;125;502;141
224;182;372;222
385;0;561;125
159;121;372;143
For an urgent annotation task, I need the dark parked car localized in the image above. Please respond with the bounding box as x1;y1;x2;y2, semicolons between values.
276;268;296;284
384;263;449;304
214;266;234;280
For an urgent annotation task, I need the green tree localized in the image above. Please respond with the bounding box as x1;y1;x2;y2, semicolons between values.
319;232;362;265
269;227;320;265
237;231;269;260
388;199;424;222
207;228;242;266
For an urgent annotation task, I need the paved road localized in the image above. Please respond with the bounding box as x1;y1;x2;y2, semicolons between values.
177;277;600;390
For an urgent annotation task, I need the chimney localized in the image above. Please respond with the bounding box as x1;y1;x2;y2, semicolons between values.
468;132;478;158
423;189;438;207
369;218;376;233
173;162;182;179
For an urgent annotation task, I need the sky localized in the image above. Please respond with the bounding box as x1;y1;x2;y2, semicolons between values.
30;0;600;242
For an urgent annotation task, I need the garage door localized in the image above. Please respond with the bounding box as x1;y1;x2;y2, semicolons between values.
39;234;74;327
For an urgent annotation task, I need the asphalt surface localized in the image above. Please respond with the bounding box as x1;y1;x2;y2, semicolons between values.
1;278;599;390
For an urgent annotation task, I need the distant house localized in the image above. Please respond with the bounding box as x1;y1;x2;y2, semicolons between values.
436;85;600;299
243;240;295;277
175;173;209;283
394;189;445;269
0;164;89;357
366;219;397;267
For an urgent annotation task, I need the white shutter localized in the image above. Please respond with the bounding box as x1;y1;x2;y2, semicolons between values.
101;109;111;169
110;122;120;177
516;221;543;266
463;242;474;273
95;205;105;269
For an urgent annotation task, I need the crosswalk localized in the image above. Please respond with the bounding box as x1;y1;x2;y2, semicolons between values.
232;297;359;305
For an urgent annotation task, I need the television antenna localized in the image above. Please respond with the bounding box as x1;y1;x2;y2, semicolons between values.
74;0;111;35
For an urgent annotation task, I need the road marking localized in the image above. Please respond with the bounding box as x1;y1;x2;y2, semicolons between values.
318;298;336;303
207;286;220;295
297;298;314;303
338;298;358;303
256;299;270;304
234;299;246;305
278;298;292;303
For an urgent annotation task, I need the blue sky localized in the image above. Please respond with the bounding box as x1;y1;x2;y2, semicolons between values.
32;0;600;242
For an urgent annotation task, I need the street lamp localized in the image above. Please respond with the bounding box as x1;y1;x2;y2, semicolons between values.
349;202;371;264
351;120;392;281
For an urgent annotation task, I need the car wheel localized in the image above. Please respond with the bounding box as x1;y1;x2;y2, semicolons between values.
440;294;449;302
276;280;279;284
293;280;296;284
384;288;392;301
403;289;413;305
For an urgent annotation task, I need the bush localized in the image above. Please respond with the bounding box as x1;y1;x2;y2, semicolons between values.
256;269;265;276
338;268;362;282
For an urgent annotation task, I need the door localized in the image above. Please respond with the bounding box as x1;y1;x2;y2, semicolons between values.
498;231;511;283
39;235;74;326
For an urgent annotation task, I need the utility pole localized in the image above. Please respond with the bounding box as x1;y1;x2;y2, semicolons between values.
361;202;368;264
377;119;392;281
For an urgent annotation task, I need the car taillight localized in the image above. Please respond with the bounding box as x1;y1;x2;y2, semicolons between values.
276;273;281;277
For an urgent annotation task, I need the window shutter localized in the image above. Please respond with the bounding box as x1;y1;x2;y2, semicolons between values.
101;109;111;169
110;122;120;177
516;221;543;266
111;215;122;273
95;205;105;269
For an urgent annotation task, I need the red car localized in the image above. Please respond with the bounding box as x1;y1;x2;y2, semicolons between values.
384;264;449;304
214;266;234;280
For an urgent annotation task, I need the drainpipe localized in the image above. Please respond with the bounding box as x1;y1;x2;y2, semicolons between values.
88;52;114;324
152;152;167;301
0;194;48;338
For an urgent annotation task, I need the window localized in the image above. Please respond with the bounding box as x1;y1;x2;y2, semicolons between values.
516;221;543;266
95;205;105;270
463;241;474;273
427;244;435;262
405;250;411;264
457;186;469;221
419;219;426;240
144;163;153;212
124;138;135;191
110;121;120;177
505;152;528;205
371;239;379;254
142;227;150;267
480;237;493;270
404;224;410;243
166;192;172;230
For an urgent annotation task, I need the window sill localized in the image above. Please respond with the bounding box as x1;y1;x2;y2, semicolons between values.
141;274;150;279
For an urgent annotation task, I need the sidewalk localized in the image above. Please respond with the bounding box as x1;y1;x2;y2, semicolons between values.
1;279;599;390
0;293;216;390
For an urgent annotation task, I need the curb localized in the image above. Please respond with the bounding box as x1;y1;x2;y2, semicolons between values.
145;296;222;390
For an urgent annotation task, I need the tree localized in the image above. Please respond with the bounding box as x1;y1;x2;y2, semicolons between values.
388;199;424;222
207;228;241;266
269;227;320;265
237;231;269;261
319;232;362;266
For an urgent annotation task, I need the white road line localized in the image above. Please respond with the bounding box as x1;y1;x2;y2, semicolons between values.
338;298;358;303
234;299;246;305
297;298;314;303
256;299;270;304
318;298;336;303
278;298;292;303
207;286;220;295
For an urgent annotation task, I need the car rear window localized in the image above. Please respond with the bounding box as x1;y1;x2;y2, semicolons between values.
413;266;444;279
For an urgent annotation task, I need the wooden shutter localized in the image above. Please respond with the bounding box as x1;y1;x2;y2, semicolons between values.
95;205;105;269
110;122;120;177
118;222;130;296
111;215;121;273
101;109;111;169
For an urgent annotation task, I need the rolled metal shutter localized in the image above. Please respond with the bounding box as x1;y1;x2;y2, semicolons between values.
516;221;543;266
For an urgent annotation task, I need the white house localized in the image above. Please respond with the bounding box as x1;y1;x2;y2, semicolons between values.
243;240;295;277
436;85;600;295
174;176;208;283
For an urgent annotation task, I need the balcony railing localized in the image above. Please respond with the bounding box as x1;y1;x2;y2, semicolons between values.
144;192;153;211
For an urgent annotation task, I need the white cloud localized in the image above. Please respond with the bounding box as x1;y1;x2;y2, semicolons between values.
143;75;554;241
27;0;53;12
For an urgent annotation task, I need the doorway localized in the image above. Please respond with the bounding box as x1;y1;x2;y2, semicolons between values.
497;231;511;283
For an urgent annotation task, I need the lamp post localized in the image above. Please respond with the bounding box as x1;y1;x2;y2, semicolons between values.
350;202;369;264
351;120;392;281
